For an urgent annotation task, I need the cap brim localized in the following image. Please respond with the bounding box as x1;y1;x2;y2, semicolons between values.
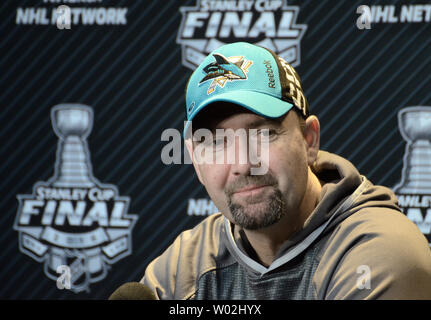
183;90;294;139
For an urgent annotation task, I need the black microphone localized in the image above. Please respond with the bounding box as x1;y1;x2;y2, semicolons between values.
109;282;157;300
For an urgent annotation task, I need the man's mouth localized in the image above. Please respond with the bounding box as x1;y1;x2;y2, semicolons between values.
233;185;271;198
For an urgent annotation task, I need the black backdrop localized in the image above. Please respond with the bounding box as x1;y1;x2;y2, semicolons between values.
1;0;430;299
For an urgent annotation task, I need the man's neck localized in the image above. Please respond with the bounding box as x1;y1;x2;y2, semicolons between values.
242;168;322;267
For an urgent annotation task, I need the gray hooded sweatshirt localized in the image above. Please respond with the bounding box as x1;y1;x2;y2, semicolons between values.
141;151;431;299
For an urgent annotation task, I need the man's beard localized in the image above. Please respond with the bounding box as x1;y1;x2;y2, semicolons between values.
225;174;287;230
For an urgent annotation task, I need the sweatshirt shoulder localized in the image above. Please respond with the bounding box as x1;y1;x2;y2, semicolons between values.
314;207;431;299
140;213;226;300
337;206;428;249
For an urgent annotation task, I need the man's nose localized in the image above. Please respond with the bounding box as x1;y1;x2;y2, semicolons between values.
229;135;252;176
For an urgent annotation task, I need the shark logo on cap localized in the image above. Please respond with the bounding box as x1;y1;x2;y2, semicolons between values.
199;53;253;95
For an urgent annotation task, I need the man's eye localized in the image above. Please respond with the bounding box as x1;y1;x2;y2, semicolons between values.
259;129;276;137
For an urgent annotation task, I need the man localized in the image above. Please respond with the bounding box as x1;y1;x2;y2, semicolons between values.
141;42;431;299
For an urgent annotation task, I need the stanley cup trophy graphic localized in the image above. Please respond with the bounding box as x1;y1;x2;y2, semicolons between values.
393;106;431;245
46;104;102;292
51;105;95;187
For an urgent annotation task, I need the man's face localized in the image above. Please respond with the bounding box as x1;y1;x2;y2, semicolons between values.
188;104;317;231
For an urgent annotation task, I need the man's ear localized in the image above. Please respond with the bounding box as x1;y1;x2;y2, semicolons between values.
185;139;205;185
303;115;320;165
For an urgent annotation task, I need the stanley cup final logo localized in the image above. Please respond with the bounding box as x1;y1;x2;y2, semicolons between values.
14;104;138;293
177;0;307;70
393;106;431;246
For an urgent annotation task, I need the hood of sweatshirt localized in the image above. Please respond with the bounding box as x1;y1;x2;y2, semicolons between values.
223;150;401;275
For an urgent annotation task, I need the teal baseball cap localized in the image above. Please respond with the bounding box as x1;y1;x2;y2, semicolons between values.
183;42;309;139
